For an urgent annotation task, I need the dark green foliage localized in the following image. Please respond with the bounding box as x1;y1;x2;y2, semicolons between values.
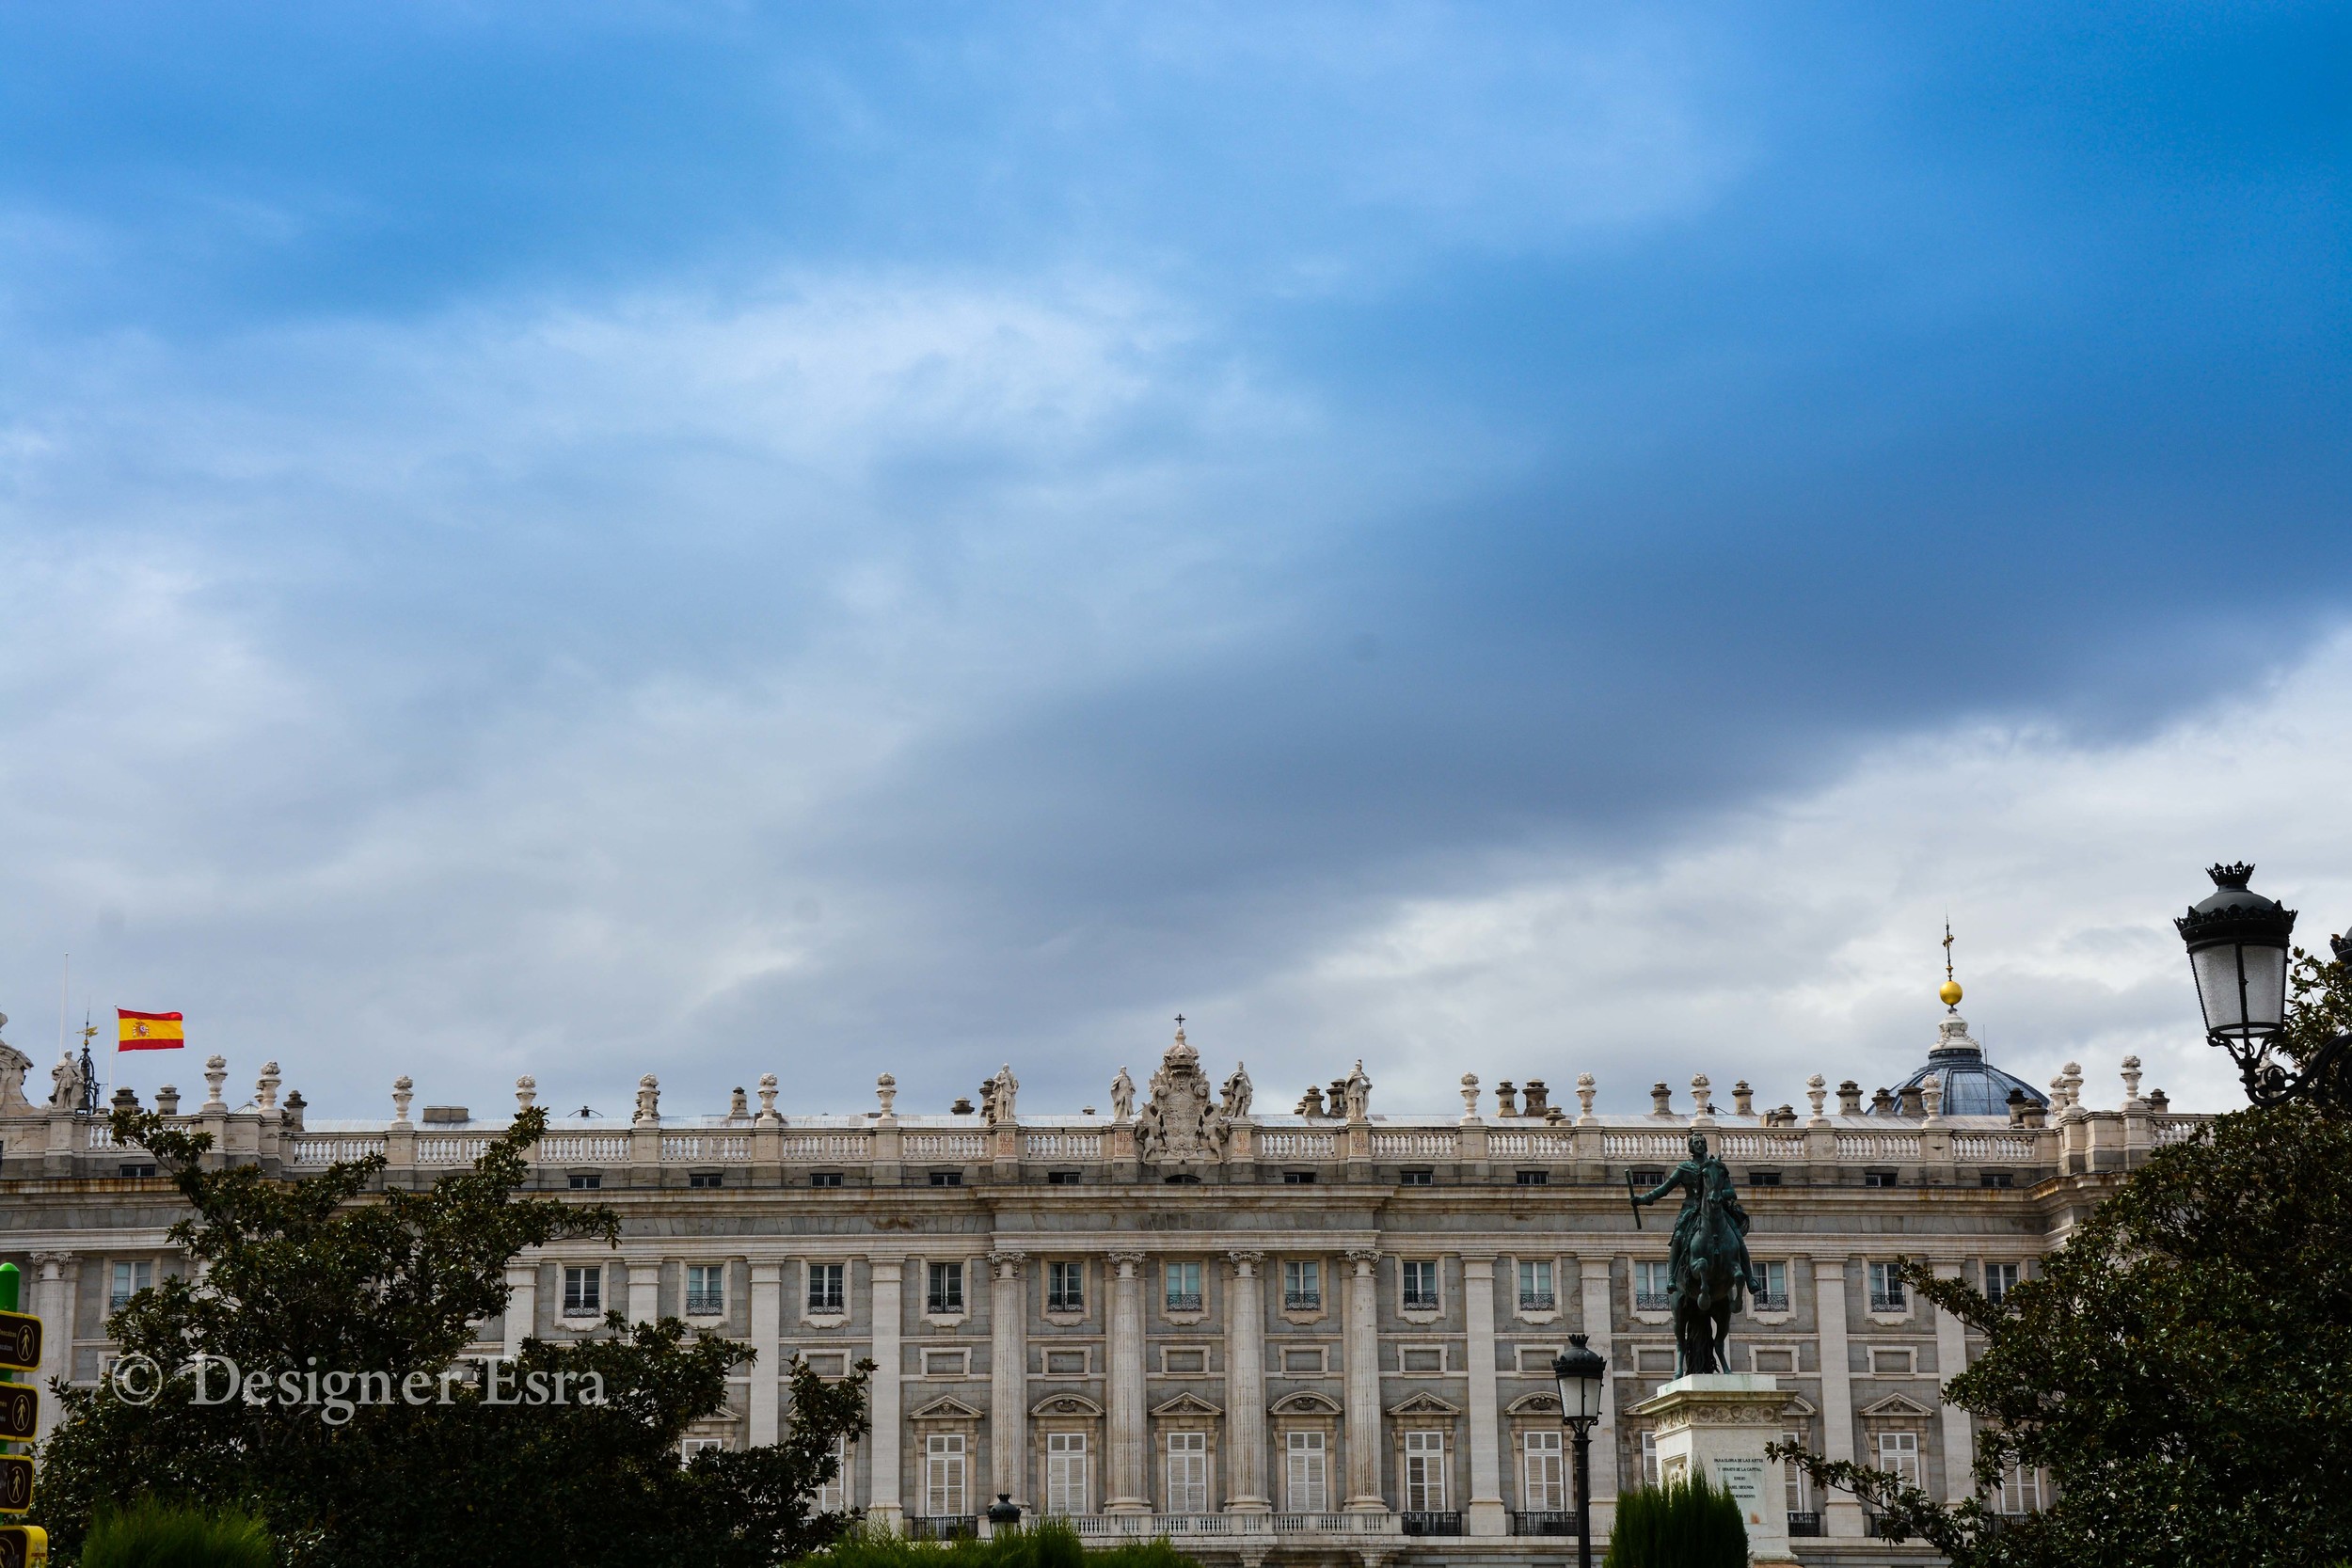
803;1520;1194;1568
1773;1106;2352;1567
37;1107;870;1568
2283;938;2352;1069
78;1498;273;1568
1602;1473;1746;1568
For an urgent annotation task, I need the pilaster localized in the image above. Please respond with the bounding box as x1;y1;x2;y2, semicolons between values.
1342;1248;1385;1513
868;1258;905;1527
1224;1251;1270;1512
1461;1254;1506;1535
1105;1251;1150;1513
750;1261;784;1446
1931;1260;1973;1502
1812;1257;1863;1537
502;1261;538;1358
989;1251;1027;1505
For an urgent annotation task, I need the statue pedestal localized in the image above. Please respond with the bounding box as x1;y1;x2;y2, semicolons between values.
1628;1374;1796;1566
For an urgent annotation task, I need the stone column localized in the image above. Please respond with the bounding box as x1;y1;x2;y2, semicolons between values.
1931;1261;1973;1502
1224;1251;1271;1513
1105;1252;1151;1514
869;1259;905;1528
1342;1248;1385;1513
1812;1257;1863;1537
502;1262;538;1358
30;1254;72;1439
990;1252;1028;1506
1462;1254;1506;1535
750;1261;784;1447
1579;1256;1620;1533
628;1259;661;1325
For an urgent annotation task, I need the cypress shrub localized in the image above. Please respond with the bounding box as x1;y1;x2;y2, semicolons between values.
806;1518;1194;1568
1604;1471;1748;1568
78;1497;274;1568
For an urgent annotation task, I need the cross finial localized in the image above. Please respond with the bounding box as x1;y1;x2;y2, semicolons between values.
1173;1013;1185;1029
1943;918;1955;980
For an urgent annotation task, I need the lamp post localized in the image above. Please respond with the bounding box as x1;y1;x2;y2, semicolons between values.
2175;863;2351;1110
1553;1334;1607;1568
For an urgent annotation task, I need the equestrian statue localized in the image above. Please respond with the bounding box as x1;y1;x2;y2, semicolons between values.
1631;1132;1764;1377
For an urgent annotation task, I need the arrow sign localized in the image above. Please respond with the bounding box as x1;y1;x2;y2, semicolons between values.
0;1456;27;1513
0;1317;37;1376
0;1387;30;1447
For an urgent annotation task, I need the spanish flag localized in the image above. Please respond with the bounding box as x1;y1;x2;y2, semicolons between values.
118;1009;185;1051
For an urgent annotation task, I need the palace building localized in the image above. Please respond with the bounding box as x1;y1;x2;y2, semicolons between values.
0;1003;2201;1566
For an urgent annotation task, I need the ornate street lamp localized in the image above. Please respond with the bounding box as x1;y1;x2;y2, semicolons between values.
1553;1334;1608;1568
2176;863;2350;1109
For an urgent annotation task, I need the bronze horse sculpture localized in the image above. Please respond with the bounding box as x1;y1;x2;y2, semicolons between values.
1631;1132;1763;1377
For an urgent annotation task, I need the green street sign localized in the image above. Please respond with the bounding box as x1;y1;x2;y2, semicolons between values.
0;1387;32;1445
0;1317;37;1376
0;1525;47;1568
0;1455;28;1513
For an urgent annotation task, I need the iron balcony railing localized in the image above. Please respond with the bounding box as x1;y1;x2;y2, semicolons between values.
1400;1512;1463;1537
906;1517;977;1541
1787;1512;1824;1537
1283;1291;1321;1310
1512;1512;1578;1537
1165;1292;1203;1312
1868;1291;1908;1313
1518;1291;1556;1311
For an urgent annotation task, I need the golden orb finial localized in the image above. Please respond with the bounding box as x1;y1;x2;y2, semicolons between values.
1939;978;1963;1007
1940;918;1963;1011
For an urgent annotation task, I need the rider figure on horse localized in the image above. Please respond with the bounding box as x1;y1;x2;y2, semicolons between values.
1632;1132;1764;1371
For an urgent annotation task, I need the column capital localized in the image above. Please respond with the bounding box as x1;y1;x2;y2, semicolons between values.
28;1252;72;1275
1106;1250;1147;1271
1225;1250;1264;1274
750;1260;785;1284
989;1250;1027;1276
1343;1247;1381;1271
869;1257;905;1283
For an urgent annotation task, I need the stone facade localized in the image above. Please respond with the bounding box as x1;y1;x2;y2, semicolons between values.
0;1017;2202;1566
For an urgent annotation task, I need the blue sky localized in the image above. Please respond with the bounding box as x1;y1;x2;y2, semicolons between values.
2;3;2347;1122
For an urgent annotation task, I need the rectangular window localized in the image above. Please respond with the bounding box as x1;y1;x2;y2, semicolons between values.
1628;1168;1663;1187
1998;1464;2043;1514
1984;1262;2021;1307
925;1433;967;1516
682;1435;725;1460
1868;1262;1907;1313
817;1434;852;1513
1864;1170;1898;1188
1283;1259;1322;1311
1748;1169;1783;1186
563;1265;602;1315
119;1163;157;1179
1753;1260;1788;1312
1784;1433;1809;1512
811;1171;843;1188
1402;1259;1439;1310
1046;1170;1082;1185
929;1169;963;1187
1283;1347;1327;1374
1639;1431;1660;1487
1522;1431;1565;1511
1515;1169;1549;1186
109;1260;153;1311
1403;1431;1447;1511
1165;1260;1203;1312
688;1171;723;1189
1517;1259;1555;1311
1876;1431;1920;1484
1400;1346;1444;1372
1166;1432;1209;1513
1045;1433;1088;1515
1284;1432;1327;1513
1979;1170;2015;1189
1047;1260;1085;1311
685;1264;725;1316
1399;1168;1434;1186
568;1172;602;1190
928;1261;965;1315
1282;1170;1317;1184
1634;1260;1674;1312
807;1262;846;1312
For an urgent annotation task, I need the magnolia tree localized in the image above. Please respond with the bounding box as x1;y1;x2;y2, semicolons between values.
1774;946;2352;1568
38;1107;871;1568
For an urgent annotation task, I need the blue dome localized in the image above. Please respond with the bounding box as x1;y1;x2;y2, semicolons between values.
1894;1014;2049;1117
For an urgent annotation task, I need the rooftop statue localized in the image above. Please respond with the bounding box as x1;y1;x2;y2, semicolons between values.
1631;1130;1763;1378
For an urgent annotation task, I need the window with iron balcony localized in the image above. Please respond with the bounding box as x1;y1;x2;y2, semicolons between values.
1047;1260;1085;1312
808;1262;847;1312
929;1260;965;1315
1752;1259;1789;1312
1165;1260;1203;1312
1634;1259;1674;1312
1282;1259;1322;1311
1517;1259;1555;1311
1868;1261;1907;1313
1402;1259;1440;1310
685;1263;725;1316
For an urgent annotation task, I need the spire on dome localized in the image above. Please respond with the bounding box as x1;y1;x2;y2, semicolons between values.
1939;919;1963;1011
